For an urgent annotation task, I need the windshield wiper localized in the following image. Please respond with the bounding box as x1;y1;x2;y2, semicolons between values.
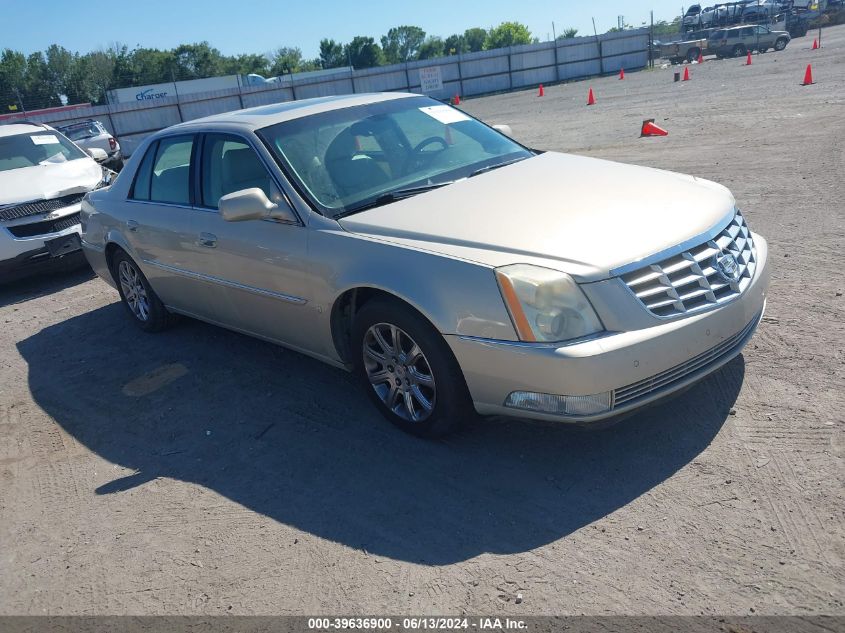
469;156;529;178
335;181;454;218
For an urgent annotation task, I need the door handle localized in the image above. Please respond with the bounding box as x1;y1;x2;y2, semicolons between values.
198;232;217;248
127;219;139;232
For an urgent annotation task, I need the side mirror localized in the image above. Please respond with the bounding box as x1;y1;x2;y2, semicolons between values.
88;147;108;162
492;124;513;138
219;188;297;223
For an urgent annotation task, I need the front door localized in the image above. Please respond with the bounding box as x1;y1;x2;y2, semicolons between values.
191;133;318;353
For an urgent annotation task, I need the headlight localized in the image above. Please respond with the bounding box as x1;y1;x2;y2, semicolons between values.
495;264;604;343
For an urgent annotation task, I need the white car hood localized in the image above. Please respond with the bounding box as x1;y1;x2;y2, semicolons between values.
339;152;736;281
0;158;102;206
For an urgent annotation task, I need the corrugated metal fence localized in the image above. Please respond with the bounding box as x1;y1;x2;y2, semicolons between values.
17;29;648;157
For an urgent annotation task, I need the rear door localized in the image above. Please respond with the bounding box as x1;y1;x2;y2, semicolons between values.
124;134;221;320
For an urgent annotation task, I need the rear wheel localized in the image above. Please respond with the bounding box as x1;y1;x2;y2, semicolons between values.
111;250;176;332
732;44;747;57
352;298;474;437
774;37;788;51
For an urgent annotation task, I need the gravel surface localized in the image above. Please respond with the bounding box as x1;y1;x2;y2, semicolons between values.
1;26;843;616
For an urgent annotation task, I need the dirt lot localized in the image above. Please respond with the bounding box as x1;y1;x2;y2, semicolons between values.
1;26;843;617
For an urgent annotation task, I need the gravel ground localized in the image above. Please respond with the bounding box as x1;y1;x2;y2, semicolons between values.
1;26;843;617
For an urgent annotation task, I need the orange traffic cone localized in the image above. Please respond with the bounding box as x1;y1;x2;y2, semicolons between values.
587;88;596;106
619;68;625;80
746;51;752;65
802;64;814;85
538;84;544;97
682;66;691;81
697;52;704;64
453;94;461;105
812;38;818;50
641;119;669;137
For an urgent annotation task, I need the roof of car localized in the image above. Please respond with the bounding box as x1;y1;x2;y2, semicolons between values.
171;92;417;131
0;122;49;138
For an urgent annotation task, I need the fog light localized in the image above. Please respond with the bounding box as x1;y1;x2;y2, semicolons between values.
504;390;613;416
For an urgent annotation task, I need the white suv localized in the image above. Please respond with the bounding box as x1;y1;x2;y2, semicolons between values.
0;122;111;282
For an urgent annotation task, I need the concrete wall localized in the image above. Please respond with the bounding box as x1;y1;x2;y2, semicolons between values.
17;29;648;156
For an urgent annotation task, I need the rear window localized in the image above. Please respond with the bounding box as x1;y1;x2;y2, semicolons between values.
60;122;102;141
0;130;87;172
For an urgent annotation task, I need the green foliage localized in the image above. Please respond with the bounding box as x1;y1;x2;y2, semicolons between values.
484;22;532;49
557;27;579;39
443;34;466;56
417;37;445;60
463;27;488;52
319;39;346;69
344;36;384;69
381;26;426;64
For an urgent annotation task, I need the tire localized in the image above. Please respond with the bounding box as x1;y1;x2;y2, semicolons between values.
732;44;747;57
687;48;700;63
110;249;177;332
352;297;474;437
774;38;788;51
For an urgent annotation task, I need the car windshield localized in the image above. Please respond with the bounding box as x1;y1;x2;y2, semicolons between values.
60;122;101;141
257;96;533;217
0;130;87;172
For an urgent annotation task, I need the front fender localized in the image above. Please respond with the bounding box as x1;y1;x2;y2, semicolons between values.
311;229;517;342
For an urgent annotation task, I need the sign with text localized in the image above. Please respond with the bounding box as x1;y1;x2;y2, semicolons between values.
419;66;443;93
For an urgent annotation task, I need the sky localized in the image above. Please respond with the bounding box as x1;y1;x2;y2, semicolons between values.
1;0;688;59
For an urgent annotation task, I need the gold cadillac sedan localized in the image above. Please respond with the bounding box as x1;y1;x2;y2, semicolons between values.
81;93;769;437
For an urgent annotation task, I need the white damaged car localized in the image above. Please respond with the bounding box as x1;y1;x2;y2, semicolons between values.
0;121;112;282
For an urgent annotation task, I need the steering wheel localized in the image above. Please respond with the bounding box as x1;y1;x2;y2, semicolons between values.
403;136;449;174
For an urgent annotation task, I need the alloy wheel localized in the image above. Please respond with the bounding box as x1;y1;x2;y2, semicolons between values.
362;322;436;422
118;260;150;322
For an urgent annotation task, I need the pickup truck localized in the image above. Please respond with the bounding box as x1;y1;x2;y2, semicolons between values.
657;31;711;63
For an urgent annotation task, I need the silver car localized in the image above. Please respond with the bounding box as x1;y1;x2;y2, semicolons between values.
81;93;769;437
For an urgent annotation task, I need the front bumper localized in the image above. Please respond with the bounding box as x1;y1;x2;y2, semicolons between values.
447;234;769;423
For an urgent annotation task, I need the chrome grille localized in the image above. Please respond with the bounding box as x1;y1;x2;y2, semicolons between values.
0;193;85;222
614;312;760;407
621;211;757;318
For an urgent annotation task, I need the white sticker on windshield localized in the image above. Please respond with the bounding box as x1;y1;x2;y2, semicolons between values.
419;105;470;124
31;134;60;145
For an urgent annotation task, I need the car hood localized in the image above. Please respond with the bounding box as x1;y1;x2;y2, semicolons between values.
338;152;736;282
0;158;102;206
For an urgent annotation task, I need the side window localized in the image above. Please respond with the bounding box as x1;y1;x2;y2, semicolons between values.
130;141;157;201
727;30;740;39
150;136;193;205
741;27;754;37
200;134;281;208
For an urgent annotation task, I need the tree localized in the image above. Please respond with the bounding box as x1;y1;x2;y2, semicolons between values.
269;47;304;75
442;34;465;56
380;26;425;64
344;36;383;69
319;39;345;69
557;28;579;39
172;42;223;80
0;49;27;111
417;36;445;60
222;54;270;76
463;28;487;52
484;22;533;49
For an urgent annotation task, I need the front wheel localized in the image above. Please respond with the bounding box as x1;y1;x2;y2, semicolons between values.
352;298;474;437
774;38;788;51
111;250;176;332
